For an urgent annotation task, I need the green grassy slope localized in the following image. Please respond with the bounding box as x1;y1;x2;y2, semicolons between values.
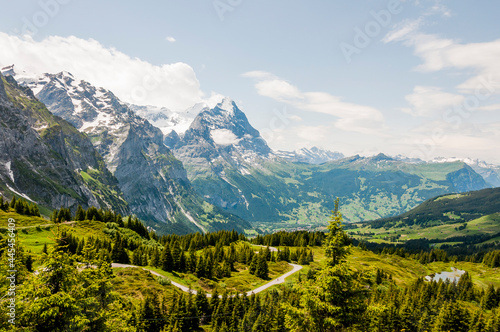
369;187;500;228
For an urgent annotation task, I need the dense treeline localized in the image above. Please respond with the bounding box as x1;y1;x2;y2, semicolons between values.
0;195;40;217
359;237;500;267
483;250;500;268
251;230;325;247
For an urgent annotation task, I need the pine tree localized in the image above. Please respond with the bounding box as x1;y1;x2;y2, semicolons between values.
75;205;86;221
249;254;258;275
50;209;58;222
255;254;268;279
284;198;367;331
161;244;173;272
195;289;211;325
324;198;351;267
151;247;160;268
111;236;129;264
482;284;498;310
196;254;206;278
432;301;470;332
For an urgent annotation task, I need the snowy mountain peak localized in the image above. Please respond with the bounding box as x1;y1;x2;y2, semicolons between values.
19;72;136;134
276;147;344;164
218;97;236;113
167;98;273;170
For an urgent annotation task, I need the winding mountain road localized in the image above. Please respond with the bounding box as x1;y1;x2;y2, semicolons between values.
112;245;303;297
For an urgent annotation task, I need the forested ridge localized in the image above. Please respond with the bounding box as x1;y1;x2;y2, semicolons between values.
1;197;500;331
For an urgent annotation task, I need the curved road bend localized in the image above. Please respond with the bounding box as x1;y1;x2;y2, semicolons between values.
111;245;303;297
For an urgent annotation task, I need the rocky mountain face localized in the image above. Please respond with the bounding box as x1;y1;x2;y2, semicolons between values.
20;72;248;234
0;73;129;214
166;100;490;228
166;98;278;216
167;98;272;170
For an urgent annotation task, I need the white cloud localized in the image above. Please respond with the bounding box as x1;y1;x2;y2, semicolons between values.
211;129;241;145
383;18;423;44
477;103;500;112
166;36;176;43
404;86;464;117
205;93;225;109
0;33;205;111
241;71;275;80
243;71;385;136
384;26;500;95
254;79;304;102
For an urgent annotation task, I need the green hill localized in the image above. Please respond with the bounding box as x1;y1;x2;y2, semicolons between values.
369;187;500;229
348;188;500;250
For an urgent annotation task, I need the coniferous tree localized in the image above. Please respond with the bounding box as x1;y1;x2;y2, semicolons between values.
75;205;86;221
160;244;173;272
432;301;470;332
255;254;268;279
151;247;160;268
284;198;367;331
111;235;129;264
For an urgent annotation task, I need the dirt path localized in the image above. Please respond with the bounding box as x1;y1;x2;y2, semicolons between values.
0;221;76;229
111;245;303;297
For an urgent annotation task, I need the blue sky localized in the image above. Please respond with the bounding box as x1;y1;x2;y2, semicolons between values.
1;0;499;163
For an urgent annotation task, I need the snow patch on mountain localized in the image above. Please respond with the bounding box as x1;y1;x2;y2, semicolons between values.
5;161;14;183
6;184;36;203
129;102;208;135
276;147;344;164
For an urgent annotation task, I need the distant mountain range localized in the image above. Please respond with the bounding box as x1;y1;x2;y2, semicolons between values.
275;147;344;164
1;65;497;234
430;157;500;188
163;97;489;229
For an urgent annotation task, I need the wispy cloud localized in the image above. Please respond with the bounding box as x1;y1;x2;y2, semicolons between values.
166;36;176;43
383;18;423;44
403;86;464;117
242;71;386;136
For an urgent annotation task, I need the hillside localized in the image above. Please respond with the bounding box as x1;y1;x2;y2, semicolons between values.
1;202;500;331
348;187;500;251
369;187;500;228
